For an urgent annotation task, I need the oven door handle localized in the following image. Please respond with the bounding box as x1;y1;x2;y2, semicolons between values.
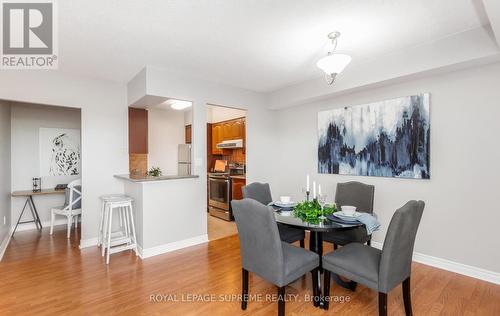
209;177;229;182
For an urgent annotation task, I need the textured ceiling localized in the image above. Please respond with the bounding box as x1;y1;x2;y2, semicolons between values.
58;0;489;91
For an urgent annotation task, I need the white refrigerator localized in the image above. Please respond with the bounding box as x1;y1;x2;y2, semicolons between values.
178;144;192;176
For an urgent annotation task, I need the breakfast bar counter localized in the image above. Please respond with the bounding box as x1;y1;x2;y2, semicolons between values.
115;174;207;258
114;174;199;182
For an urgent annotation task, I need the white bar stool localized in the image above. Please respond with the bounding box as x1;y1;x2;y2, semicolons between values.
99;194;127;246
99;194;138;264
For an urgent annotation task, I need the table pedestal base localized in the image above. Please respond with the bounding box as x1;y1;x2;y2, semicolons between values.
308;230;358;308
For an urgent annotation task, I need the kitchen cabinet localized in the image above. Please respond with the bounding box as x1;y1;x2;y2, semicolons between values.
211;124;223;155
129;107;148;154
221;118;244;141
229;119;243;140
128;107;148;175
242;119;246;154
185;125;192;144
222;122;232;140
210;117;245;155
231;177;246;201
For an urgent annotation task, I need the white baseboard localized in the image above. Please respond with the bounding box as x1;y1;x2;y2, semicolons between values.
371;241;500;285
138;234;209;259
12;218;72;232
79;237;98;249
0;227;14;261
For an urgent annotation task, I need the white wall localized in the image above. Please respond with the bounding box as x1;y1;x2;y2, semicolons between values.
269;62;500;274
207;105;246;123
148;108;185;175
0;71;128;245
0;101;11;253
184;108;192;126
10;103;81;223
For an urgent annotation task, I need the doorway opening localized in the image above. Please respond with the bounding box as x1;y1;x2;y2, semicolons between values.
1;100;82;249
206;104;247;241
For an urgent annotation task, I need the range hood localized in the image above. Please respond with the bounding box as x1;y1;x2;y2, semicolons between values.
216;139;243;149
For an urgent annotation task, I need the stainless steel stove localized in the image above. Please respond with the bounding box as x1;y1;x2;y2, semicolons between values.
208;163;245;221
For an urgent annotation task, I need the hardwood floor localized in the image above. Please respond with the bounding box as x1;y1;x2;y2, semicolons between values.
1;226;500;315
207;213;237;241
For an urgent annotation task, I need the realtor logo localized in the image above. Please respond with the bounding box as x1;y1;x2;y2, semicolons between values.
1;0;58;69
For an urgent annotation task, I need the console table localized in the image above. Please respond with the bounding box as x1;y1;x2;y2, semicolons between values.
11;189;65;236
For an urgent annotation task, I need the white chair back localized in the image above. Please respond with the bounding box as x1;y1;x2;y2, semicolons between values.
66;179;82;212
68;179;82;188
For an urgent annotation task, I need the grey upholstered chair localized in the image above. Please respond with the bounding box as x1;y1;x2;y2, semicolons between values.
322;200;425;316
232;199;320;316
323;181;375;248
242;182;305;248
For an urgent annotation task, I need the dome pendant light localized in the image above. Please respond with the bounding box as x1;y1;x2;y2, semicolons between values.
317;31;351;85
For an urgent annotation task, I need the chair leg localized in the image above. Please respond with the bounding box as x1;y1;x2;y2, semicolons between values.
367;239;371;246
378;292;387;316
101;206;108;257
50;211;55;235
278;286;285;316
66;216;72;239
311;268;320;307
403;277;413;316
127;202;139;256
106;207;114;264
241;268;249;310
300;239;305;248
323;270;331;310
98;201;105;246
124;207;130;243
119;208;123;228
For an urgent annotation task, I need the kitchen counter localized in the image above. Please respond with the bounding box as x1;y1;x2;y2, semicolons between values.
114;174;199;182
115;173;207;259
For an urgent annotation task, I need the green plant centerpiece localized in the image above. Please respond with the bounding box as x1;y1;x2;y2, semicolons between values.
293;199;337;224
148;166;162;177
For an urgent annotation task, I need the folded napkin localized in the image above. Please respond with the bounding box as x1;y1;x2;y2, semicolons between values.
355;213;380;235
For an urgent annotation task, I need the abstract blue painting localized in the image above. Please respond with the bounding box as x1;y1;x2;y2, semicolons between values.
318;93;430;179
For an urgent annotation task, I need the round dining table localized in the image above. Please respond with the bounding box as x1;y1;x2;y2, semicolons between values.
273;207;365;298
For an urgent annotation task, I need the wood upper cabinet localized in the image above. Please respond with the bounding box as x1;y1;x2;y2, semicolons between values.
185;125;192;144
229;120;243;140
211;124;223;155
221;118;245;141
222;122;232;140
210;117;245;155
129;107;148;154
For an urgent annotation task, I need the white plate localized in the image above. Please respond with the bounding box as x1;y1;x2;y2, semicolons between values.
334;211;362;218
274;201;297;208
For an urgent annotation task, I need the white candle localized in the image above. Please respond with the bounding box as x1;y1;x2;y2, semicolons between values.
313;181;316;199
306;174;310;191
318;184;322;196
